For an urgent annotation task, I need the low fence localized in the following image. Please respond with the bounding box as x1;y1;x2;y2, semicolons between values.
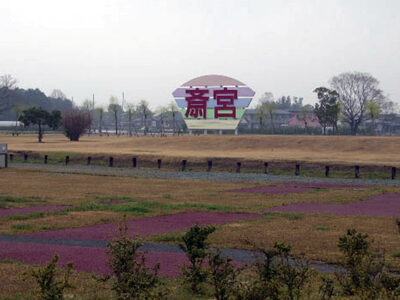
7;152;399;180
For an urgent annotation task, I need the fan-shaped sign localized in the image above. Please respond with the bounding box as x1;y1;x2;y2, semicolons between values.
172;75;255;131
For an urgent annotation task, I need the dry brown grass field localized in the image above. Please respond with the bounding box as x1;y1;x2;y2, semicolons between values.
2;135;400;298
2;134;400;166
1;167;400;266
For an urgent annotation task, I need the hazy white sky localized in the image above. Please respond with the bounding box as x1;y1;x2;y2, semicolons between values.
1;0;399;109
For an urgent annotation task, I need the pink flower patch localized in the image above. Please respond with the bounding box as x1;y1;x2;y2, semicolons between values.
266;193;400;216
25;212;261;240
0;241;186;277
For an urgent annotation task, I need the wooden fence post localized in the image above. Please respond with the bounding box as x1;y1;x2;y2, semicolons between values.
264;162;269;174
44;155;48;164
325;166;330;177
157;159;162;169
65;156;69;165
182;160;187;171
87;156;91;165
207;160;212;172
24;154;28;162
236;162;241;173
109;157;114;167
132;157;137;168
392;167;397;180
9;154;13;161
355;166;360;178
295;164;300;176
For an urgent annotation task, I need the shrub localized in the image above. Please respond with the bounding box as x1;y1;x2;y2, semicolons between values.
63;108;92;141
179;224;216;293
234;242;313;300
319;277;335;300
106;221;166;299
207;249;242;300
335;228;400;299
24;254;74;300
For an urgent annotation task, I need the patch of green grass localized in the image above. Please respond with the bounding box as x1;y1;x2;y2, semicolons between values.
171;202;232;212
73;197;236;221
163;194;172;199
85;197;234;214
153;232;184;243
6;212;45;221
277;212;305;220
11;223;33;230
0;195;47;209
0;195;29;203
0;258;27;265
109;204;152;214
392;250;400;258
309;188;329;194
316;226;330;231
97;196;138;203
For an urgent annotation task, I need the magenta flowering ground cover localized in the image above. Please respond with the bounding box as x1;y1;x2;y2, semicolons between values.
275;182;370;189
0;205;71;218
266;193;400;216
26;212;262;240
0;241;187;277
226;182;369;194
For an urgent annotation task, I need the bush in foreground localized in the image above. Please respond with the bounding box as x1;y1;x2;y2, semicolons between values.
24;254;74;300
105;221;167;300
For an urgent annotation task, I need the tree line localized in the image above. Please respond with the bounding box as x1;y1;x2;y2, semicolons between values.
256;71;398;135
0;74;73;122
0;74;182;141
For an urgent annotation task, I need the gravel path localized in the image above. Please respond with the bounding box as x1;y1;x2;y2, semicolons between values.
10;163;400;187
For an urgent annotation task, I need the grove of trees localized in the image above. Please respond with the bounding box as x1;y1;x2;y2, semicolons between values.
255;71;397;136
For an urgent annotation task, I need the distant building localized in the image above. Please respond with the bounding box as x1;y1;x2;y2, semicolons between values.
0;121;23;127
288;112;321;128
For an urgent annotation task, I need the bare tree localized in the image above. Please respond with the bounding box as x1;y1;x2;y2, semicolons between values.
125;102;136;136
255;92;275;132
137;100;152;135
0;74;17;114
11;103;24;134
330;72;385;135
167;101;179;135
298;104;314;133
81;98;95;133
49;89;67;99
95;106;105;135
155;106;169;136
0;74;17;89
108;96;122;135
